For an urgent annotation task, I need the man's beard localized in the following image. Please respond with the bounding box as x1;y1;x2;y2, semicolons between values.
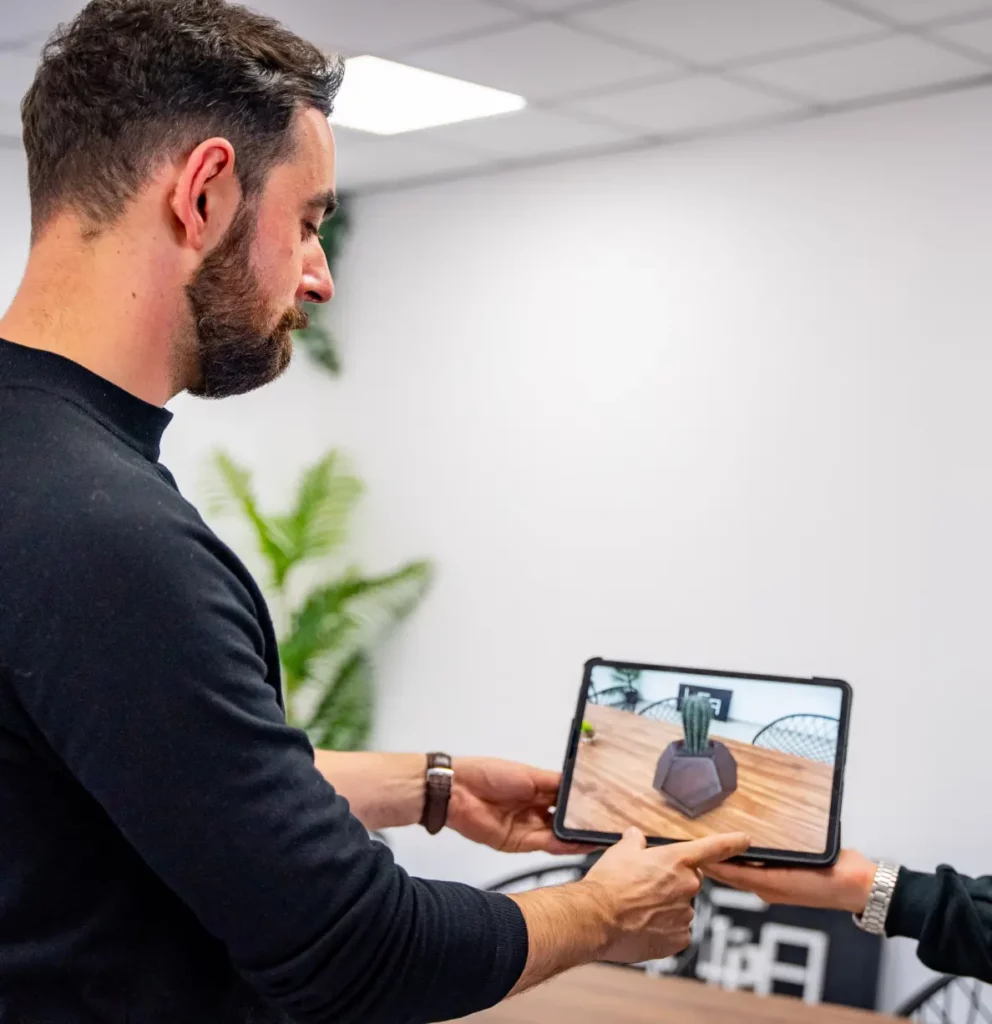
184;203;308;399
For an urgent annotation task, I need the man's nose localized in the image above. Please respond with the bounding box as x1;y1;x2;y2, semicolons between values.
299;250;333;304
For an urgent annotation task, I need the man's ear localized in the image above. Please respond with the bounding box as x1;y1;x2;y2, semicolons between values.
170;137;240;251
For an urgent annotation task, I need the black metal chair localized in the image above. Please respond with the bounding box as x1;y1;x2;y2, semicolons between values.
638;697;682;724
896;975;992;1022
485;854;712;979
485;856;594;895
752;714;839;764
587;684;642;712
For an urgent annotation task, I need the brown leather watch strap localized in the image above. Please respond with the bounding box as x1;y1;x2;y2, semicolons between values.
421;752;453;835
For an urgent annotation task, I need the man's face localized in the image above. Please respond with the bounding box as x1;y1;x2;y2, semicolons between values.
185;108;336;399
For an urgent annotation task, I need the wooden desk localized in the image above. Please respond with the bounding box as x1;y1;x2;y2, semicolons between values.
565;704;833;852
465;964;892;1023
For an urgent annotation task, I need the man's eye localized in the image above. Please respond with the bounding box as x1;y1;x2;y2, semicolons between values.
303;221;320;240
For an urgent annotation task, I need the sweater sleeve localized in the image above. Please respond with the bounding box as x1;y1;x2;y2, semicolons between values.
887;865;992;983
8;506;528;1023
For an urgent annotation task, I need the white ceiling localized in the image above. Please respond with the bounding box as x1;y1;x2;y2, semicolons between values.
2;0;992;189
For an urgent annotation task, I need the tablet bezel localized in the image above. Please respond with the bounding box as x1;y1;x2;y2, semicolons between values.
552;657;851;867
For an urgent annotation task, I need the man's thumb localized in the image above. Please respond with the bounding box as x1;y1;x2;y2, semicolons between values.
619;826;647;850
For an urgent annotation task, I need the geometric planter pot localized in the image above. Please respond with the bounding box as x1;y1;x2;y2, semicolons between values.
653;740;738;819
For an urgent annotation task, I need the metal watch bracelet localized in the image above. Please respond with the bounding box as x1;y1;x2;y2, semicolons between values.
853;861;900;935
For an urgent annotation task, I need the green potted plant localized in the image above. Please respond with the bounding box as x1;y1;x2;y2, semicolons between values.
653;693;737;818
612;667;641;708
580;719;596;744
204;449;431;750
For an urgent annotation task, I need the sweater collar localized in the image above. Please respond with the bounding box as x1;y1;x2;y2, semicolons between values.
0;337;173;461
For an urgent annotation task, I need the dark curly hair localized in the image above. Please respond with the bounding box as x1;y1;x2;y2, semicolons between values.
21;0;344;238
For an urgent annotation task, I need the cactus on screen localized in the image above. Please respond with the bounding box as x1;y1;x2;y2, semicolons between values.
681;693;713;755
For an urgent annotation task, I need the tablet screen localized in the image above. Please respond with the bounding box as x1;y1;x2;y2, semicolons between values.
559;660;849;859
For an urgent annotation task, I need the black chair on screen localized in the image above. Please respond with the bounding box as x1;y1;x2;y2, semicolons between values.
751;714;839;764
638;697;682;724
896;975;992;1022
587;685;642;712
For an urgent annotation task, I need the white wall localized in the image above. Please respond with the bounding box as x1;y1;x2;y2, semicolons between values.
269;85;989;1013
0;147;30;308
3;84;992;1011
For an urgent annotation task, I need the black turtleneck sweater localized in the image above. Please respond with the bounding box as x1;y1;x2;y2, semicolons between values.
0;338;528;1024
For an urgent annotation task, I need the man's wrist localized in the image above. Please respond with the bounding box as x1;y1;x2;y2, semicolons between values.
395;752;430;827
362;752;426;828
567;879;617;959
507;878;617;996
313;750;427;831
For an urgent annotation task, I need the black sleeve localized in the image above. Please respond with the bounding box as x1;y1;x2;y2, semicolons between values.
11;508;528;1024
887;866;992;983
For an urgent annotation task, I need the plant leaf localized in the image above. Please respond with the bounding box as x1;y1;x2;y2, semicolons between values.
203;452;295;588
298;555;430;748
305;652;373;751
208;451;362;591
280;560;432;707
294;317;342;376
275;452;363;571
319;193;352;268
280;575;359;695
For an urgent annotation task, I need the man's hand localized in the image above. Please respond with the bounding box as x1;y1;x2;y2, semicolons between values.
508;827;750;996
313;750;583;852
584;828;751;963
703;849;879;914
448;757;584;855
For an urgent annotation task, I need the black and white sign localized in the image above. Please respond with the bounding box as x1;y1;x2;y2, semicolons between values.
487;864;882;1013
638;884;882;1010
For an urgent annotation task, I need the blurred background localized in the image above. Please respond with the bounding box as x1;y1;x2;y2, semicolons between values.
3;0;992;1016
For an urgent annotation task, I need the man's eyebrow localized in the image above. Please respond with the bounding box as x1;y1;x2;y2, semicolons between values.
307;190;339;222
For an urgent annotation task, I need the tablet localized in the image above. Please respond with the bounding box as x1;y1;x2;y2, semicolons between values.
553;658;851;866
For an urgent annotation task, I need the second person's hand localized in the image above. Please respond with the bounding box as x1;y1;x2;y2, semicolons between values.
703;849;879;914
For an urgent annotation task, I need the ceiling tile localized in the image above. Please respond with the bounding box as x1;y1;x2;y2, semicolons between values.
931;14;992;57
422;108;633;157
744;35;987;103
572;0;882;66
565;75;799;134
253;0;520;57
844;0;992;25
333;133;491;190
331;124;386;153
405;21;675;101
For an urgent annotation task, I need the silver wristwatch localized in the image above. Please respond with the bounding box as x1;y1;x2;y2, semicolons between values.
853;862;900;935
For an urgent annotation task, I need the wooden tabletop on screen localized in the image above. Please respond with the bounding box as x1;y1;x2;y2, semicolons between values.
465;964;892;1023
565;704;833;852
